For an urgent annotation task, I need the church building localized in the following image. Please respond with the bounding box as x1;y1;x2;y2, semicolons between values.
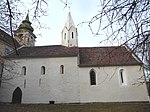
0;12;148;104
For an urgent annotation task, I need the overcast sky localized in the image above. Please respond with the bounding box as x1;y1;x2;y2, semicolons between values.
24;0;107;47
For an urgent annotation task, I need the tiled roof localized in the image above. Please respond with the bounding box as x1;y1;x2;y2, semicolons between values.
6;45;78;58
0;29;20;47
5;45;142;66
79;46;142;67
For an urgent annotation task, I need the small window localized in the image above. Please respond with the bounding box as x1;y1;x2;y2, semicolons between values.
41;66;45;75
72;32;74;39
60;65;64;74
119;69;127;85
64;33;66;39
24;79;26;88
120;69;124;83
90;70;96;85
22;66;26;75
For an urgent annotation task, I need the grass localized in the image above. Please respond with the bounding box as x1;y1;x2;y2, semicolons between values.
0;102;150;112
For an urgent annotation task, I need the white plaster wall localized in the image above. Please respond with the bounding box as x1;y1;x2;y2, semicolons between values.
67;27;78;47
79;66;148;103
0;57;148;104
0;61;24;103
0;57;80;104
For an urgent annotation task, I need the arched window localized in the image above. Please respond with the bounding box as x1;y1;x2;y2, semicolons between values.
72;32;74;39
64;33;66;39
60;65;64;74
41;66;45;75
22;66;26;76
90;69;96;85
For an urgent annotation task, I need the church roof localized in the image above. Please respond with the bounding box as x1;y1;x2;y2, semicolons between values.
6;45;78;58
0;29;20;47
79;46;142;67
5;45;142;67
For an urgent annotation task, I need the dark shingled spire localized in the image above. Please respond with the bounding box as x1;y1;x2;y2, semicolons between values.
18;13;34;32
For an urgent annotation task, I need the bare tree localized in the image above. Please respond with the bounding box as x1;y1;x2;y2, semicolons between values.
0;58;21;87
86;0;149;73
0;0;49;32
0;0;23;32
0;0;49;85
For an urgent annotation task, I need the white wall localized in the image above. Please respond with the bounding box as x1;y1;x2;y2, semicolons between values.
79;66;148;103
0;57;80;104
0;57;148;104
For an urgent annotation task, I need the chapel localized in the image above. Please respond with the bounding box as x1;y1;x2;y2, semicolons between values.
0;12;148;104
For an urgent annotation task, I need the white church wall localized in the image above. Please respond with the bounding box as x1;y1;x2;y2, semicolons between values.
0;60;24;103
0;58;148;104
61;23;78;47
0;57;80;104
79;65;148;103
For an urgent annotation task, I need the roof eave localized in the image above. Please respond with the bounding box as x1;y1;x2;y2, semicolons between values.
78;63;143;67
4;55;78;59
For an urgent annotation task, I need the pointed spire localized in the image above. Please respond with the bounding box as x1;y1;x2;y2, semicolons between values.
61;12;78;47
25;13;29;21
64;12;75;29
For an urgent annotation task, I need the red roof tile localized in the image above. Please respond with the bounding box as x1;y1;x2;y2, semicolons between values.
79;46;142;67
5;45;142;66
6;45;78;58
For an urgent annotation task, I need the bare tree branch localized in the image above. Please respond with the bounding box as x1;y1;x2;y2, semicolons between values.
86;0;150;82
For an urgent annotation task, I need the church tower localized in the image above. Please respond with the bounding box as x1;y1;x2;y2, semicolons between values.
14;14;36;47
61;12;78;47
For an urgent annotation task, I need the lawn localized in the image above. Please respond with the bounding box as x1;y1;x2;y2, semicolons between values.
0;102;150;112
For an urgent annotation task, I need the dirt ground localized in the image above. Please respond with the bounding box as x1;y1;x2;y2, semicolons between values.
0;102;150;112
